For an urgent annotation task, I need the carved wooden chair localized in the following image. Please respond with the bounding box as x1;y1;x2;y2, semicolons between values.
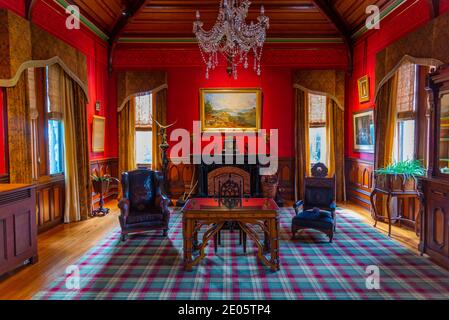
214;175;247;253
292;163;337;243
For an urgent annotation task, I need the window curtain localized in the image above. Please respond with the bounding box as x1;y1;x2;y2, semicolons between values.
118;98;136;176
59;66;91;222
326;98;346;201
374;73;398;215
152;88;167;171
6;72;32;184
294;88;310;200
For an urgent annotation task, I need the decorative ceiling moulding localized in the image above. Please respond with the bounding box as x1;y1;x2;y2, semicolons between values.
293;70;345;111
375;9;449;97
117;71;167;111
0;9;89;99
53;0;109;41
351;0;407;40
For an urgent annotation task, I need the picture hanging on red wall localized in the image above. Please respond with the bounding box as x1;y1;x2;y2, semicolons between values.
200;88;262;132
353;109;375;153
357;75;370;103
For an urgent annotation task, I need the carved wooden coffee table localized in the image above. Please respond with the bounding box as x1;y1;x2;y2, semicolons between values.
181;198;280;271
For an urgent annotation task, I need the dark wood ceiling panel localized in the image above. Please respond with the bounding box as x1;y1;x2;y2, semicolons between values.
64;0;343;39
333;0;392;32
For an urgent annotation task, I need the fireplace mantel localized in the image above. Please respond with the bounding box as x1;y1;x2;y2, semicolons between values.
196;154;261;197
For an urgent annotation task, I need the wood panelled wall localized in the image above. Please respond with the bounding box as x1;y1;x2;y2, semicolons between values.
166;157;295;201
345;158;374;209
36;176;64;233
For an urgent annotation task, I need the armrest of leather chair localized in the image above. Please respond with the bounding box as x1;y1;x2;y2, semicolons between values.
329;201;337;211
155;194;170;213
118;198;130;219
293;200;304;215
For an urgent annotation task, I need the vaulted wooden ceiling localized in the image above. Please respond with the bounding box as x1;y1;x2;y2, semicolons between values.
58;0;397;41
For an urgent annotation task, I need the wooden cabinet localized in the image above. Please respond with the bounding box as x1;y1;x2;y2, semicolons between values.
0;184;38;276
420;64;449;269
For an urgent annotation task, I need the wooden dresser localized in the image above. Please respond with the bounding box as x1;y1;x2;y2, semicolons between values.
0;184;38;276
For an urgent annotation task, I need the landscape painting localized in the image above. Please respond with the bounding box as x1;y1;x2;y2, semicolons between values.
200;89;261;132
353;109;375;153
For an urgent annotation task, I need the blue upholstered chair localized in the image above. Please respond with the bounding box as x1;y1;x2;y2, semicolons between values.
291;164;336;243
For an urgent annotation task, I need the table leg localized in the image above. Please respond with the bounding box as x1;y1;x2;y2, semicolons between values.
370;190;378;228
269;217;280;271
263;220;270;253
183;218;194;271
386;194;392;237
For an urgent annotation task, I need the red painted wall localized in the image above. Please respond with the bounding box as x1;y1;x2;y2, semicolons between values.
345;0;449;162
0;0;118;172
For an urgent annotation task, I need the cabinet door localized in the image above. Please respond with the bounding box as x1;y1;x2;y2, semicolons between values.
426;193;449;257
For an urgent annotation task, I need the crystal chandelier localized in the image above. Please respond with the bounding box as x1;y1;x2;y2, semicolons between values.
193;0;269;79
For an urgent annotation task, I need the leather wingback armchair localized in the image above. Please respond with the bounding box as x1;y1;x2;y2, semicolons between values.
118;169;170;241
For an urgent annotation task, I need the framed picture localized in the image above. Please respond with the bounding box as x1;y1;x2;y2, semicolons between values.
92;115;106;153
200;88;261;132
353;109;375;153
358;75;370;103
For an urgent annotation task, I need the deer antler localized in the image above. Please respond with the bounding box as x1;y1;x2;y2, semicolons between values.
150;114;178;129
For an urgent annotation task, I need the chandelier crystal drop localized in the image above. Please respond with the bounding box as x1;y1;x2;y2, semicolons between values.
193;0;269;79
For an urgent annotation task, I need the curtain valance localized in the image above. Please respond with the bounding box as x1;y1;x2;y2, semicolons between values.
0;9;89;99
293;70;345;111
117;71;167;111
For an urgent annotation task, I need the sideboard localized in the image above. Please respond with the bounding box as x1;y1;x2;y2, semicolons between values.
0;184;38;276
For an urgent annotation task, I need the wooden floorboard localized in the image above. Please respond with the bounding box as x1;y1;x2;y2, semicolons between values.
0;200;421;300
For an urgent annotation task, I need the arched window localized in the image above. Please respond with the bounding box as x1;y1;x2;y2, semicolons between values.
308;93;327;165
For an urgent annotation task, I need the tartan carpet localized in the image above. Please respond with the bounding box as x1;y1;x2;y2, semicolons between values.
34;208;449;300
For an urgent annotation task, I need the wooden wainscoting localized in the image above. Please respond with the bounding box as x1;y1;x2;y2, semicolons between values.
166;157;295;201
0;174;9;183
36;175;65;234
345;158;374;210
90;158;119;208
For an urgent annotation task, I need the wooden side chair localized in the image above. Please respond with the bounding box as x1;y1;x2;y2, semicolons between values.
214;175;247;253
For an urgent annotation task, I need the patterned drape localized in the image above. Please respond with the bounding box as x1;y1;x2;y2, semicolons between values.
6;71;32;184
118;99;136;177
294;89;310;200
60;66;91;222
327;98;346;202
152;88;167;171
374;74;398;215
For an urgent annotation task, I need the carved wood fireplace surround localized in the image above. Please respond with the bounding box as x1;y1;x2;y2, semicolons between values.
197;154;261;198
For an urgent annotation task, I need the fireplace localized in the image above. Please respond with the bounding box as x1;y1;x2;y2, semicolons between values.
196;154;261;197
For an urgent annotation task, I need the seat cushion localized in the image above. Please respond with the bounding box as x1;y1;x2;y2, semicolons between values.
127;212;164;224
292;208;334;230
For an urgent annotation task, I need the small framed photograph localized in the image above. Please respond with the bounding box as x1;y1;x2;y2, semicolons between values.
92;115;106;153
358;75;370;103
353;109;374;153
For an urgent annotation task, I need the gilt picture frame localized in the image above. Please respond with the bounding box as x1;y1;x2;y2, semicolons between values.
92;115;106;153
358;75;370;103
200;88;262;132
353;109;375;153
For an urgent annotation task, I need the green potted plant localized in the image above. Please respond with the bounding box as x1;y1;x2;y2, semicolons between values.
91;170;119;216
374;160;425;192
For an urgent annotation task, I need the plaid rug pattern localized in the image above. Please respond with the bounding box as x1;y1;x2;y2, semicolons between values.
34;208;449;300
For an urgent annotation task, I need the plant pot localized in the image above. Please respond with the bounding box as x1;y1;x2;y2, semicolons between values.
261;175;279;198
92;180;110;195
375;174;417;192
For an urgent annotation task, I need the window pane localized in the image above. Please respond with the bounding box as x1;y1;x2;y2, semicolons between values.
308;93;326;125
135;94;152;128
309;127;327;164
48;120;64;174
135;131;152;165
398;120;416;161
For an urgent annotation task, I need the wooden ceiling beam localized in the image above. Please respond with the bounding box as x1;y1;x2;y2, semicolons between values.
428;0;440;18
108;0;148;74
312;0;353;73
25;0;37;21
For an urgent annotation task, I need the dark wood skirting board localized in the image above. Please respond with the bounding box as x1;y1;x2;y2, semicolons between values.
90;158;119;207
345;157;374;210
166;157;295;201
0;174;9;184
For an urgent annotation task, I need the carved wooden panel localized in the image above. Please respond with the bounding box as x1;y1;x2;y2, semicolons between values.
345;158;374;209
278;157;294;201
0;218;6;263
13;210;32;256
433;208;445;247
208;167;251;197
36;176;65;234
